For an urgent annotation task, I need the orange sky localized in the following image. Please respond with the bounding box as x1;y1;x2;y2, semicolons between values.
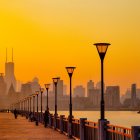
0;0;140;95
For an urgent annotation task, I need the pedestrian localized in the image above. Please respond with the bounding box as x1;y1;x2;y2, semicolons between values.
44;109;49;127
14;109;18;119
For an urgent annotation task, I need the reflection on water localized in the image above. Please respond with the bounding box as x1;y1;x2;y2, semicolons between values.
50;111;140;128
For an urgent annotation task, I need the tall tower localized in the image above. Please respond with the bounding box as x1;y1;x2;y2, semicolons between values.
87;80;94;97
5;48;16;93
131;84;137;108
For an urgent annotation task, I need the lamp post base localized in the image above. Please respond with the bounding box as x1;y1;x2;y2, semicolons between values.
98;119;109;140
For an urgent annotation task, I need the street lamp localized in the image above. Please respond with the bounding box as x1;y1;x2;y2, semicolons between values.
52;77;60;129
94;43;110;120
40;87;44;114
66;67;76;138
36;91;39;126
44;84;50;111
94;43;110;140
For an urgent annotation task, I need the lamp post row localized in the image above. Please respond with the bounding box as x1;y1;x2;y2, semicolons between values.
11;42;110;140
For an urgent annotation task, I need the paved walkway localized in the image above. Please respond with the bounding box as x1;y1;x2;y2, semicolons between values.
0;113;69;140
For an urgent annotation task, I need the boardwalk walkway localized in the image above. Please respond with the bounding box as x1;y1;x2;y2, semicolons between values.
0;113;69;140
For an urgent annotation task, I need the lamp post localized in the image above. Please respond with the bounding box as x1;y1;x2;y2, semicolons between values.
66;67;76;138
33;94;35;116
52;77;60;129
94;43;110;140
44;84;50;111
40;88;44;114
36;91;39;126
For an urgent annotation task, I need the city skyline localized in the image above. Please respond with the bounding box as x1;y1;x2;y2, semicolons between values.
0;50;140;96
0;0;140;94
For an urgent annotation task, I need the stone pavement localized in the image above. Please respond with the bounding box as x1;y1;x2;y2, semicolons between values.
0;113;69;140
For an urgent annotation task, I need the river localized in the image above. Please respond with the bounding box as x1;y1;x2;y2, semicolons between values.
49;111;140;128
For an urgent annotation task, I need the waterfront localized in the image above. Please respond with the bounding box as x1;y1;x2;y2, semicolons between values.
50;111;140;128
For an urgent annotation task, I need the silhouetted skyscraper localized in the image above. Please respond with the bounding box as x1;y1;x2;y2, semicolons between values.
131;84;137;108
105;86;120;107
0;73;7;96
5;49;16;93
21;82;32;97
73;85;85;97
87;80;94;97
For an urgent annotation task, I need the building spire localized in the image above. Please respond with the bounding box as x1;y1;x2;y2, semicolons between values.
6;48;7;63
12;48;13;62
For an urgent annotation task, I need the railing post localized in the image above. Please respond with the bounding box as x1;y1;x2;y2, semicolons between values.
80;118;87;140
60;115;65;133
132;126;140;140
98;119;109;140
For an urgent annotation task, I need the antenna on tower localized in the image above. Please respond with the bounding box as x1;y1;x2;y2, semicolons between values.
12;48;13;62
6;48;7;63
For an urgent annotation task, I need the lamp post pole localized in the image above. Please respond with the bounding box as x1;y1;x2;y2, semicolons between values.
40;88;44;122
94;42;110;140
45;84;50;111
33;95;35;116
40;88;44;114
30;96;31;113
52;77;60;129
36;91;39;126
66;67;76;138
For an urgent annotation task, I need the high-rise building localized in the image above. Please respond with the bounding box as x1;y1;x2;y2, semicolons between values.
88;88;100;107
5;48;16;93
30;77;40;93
21;82;32;97
87;80;94;97
0;73;7;96
96;81;105;92
63;85;67;95
73;85;85;97
105;86;120;107
131;84;137;108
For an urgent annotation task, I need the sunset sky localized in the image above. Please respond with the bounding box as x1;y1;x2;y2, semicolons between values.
0;0;140;95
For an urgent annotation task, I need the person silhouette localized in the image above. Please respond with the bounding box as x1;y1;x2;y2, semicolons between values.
14;109;18;119
44;109;49;127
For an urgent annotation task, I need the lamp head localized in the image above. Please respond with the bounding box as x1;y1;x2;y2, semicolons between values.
66;67;76;77
36;91;39;95
52;77;60;85
94;43;110;60
44;84;50;89
40;87;44;93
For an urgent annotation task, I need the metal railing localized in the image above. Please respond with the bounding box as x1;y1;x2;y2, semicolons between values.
63;117;68;134
72;118;80;139
107;124;132;140
15;110;135;140
84;120;98;140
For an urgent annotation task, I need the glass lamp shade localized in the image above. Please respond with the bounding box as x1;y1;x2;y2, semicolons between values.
94;43;110;59
40;87;44;93
44;84;50;89
66;67;76;76
36;91;39;95
52;77;60;84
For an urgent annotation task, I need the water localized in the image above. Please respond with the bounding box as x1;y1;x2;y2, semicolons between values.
50;111;140;128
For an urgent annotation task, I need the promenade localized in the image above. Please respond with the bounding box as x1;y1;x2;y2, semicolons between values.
0;113;69;140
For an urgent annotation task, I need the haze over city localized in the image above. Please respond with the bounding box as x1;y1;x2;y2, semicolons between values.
0;0;140;95
0;1;140;140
